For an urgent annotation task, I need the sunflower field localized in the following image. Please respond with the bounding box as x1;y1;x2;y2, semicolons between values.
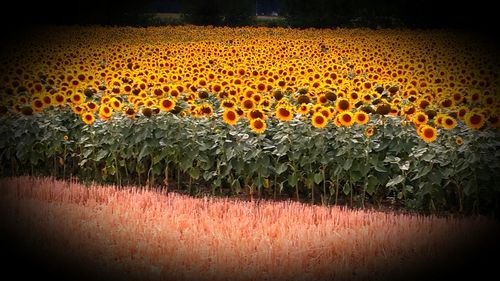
1;26;499;214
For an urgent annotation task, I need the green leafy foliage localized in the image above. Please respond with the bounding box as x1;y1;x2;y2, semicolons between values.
1;108;499;215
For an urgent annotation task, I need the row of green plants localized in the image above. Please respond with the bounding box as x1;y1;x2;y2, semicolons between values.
1;107;499;215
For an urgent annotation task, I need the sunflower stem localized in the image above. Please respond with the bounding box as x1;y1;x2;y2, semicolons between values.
311;182;314;204
335;180;339;205
177;167;181;190
273;173;277;200
115;154;121;188
164;164;169;193
322;168;326;206
188;176;192;195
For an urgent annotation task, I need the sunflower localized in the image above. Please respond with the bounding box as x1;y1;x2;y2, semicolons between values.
159;98;175;112
275;106;293;121
319;107;332;119
241;98;255;112
144;98;156;108
354;111;369;125
464;111;485;129
198;89;209;99
325;91;337;101
223;109;239;125
455;136;463;145
412;112;428;126
442;116;457;130
17;96;29;105
365;127;374;137
311;112;327;128
419;125;437;143
200;104;213;116
252;93;263;104
141;107;153;118
31;98;45;112
53;93;66;106
489;114;500;128
298;104;310;115
272;89;284;100
72;105;85;115
81;112;95;125
348;91;360;103
247;109;266;120
250;118;266;134
339;111;354;127
403;106;416;115
108;97;121;111
452;92;464;104
439;98;454;108
456;106;468;120
333;115;342;127
221;98;236;109
99;104;113;120
189;105;200;117
85;101;98;113
335;98;351;112
124;107;136;119
416;98;430;110
316;94;328;104
70;92;85;105
297;94;311;104
101;96;111;104
41;93;53;106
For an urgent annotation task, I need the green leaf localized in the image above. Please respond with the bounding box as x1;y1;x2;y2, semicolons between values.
275;163;288;175
95;149;108;162
275;144;288;157
83;149;93;159
374;163;388;173
342;184;351;195
365;175;379;195
232;179;242;193
349;171;362;182
288;172;299;187
412;147;427;157
397;191;403;200
404;185;414;194
422;153;435;162
313;173;322;184
386;175;405;187
226;148;235;161
138;144;150;161
189;167;200;180
384;155;400;163
203;170;214;181
343;158;353;170
336;147;348;157
213;177;222;188
180;157;193;171
411;165;432;180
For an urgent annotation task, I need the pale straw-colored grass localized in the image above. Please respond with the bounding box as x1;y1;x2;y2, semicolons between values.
0;177;498;281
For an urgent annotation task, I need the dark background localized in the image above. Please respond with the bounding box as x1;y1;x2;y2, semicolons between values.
1;0;497;29
1;1;499;281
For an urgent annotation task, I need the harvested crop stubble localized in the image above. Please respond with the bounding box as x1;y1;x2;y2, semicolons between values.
0;177;499;281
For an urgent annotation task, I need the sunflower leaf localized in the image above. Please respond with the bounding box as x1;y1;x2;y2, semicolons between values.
314;173;323;184
386;175;405;187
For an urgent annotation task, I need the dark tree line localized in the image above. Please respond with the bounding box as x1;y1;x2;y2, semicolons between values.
280;0;497;29
181;0;256;26
178;0;497;29
0;0;496;29
3;0;156;26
